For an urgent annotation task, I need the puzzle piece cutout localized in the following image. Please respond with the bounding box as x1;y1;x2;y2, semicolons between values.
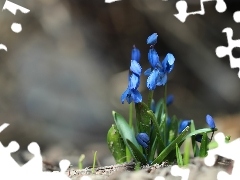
174;0;227;22
204;132;240;180
0;123;71;180
215;11;240;78
170;165;190;180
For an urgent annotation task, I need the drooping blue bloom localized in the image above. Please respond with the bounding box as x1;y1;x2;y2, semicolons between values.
206;114;216;129
136;133;150;148
121;47;142;104
147;33;158;45
148;48;160;68
144;46;175;90
131;46;140;62
121;88;142;104
178;120;191;133
121;74;142;104
162;53;175;73
166;94;174;106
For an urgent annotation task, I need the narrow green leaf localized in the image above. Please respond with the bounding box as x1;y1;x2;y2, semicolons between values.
185;128;218;140
147;110;165;151
152;126;190;164
112;111;139;148
183;137;191;166
199;133;208;157
107;124;126;163
135;102;152;136
176;143;183;166
126;139;147;164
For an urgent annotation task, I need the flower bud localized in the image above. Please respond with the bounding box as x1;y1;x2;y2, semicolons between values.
136;133;150;148
206;114;216;129
147;33;158;45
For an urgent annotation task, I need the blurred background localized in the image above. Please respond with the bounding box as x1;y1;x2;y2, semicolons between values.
0;0;239;167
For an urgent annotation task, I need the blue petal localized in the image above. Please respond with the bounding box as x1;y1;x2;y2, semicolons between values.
131;89;142;103
148;48;160;68
147;33;158;45
130;60;141;76
156;73;167;86
147;69;159;90
144;68;152;76
120;88;130;104
162;53;175;73
206;114;216;129
128;74;140;89
179;120;191;133
131;46;140;62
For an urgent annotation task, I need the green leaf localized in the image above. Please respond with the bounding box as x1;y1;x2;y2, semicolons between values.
185;128;218;140
112;111;142;162
135;102;152;135
183;137;191;165
126;139;147;164
112;111;139;148
176;143;183;167
152;126;190;164
199;133;208;157
147;110;165;151
107;124;126;164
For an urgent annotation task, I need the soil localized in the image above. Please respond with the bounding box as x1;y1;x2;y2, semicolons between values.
65;156;233;180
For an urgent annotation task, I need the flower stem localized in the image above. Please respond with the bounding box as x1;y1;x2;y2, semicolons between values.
129;102;133;128
164;85;168;146
126;102;133;162
147;90;154;110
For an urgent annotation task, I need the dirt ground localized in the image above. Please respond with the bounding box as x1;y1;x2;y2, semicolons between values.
65;157;233;180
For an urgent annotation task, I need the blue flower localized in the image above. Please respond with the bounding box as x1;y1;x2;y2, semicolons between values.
166;94;174;106
206;114;216;129
121;74;142;104
121;48;142;104
131;46;140;62
148;48;160;68
178;120;191;133
121;88;142;104
144;48;175;90
162;53;175;73
136;133;150;148
147;33;158;45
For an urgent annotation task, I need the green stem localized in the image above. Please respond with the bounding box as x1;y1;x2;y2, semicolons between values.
126;102;133;162
147;90;154;109
129;102;133;128
164;85;168;146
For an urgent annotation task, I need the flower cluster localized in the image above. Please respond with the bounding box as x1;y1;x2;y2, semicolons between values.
121;46;142;104
108;33;219;167
144;33;175;90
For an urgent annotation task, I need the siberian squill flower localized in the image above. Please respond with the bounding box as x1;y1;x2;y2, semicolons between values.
121;47;142;104
131;45;140;62
144;34;175;90
178;120;191;133
136;133;150;148
206;114;216;129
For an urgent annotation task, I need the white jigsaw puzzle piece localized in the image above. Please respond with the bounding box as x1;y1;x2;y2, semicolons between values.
174;0;227;22
215;27;240;78
171;165;190;180
204;132;240;179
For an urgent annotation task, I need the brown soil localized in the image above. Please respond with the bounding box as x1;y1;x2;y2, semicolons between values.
65;156;233;180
